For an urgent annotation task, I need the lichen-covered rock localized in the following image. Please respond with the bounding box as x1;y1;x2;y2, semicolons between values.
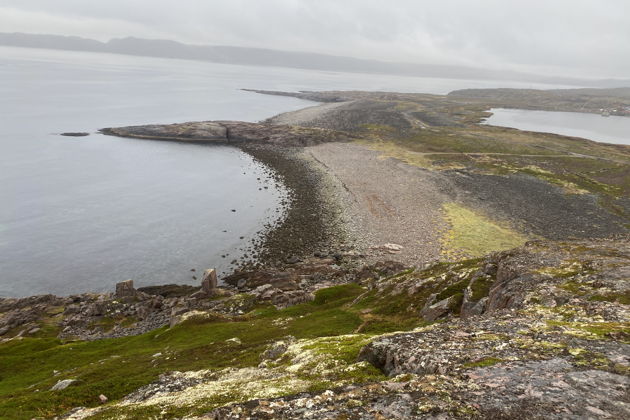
206;358;630;419
64;335;380;419
102;122;227;141
259;337;295;363
359;313;630;377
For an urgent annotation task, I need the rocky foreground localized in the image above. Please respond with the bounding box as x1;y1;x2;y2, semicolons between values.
1;237;628;419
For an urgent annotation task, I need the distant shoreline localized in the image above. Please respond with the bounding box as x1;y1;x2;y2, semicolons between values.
2;32;630;88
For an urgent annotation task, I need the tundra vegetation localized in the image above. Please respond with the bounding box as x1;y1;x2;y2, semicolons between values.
1;238;627;419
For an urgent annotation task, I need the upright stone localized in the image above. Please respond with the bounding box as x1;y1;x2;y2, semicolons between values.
115;279;136;298
201;269;218;293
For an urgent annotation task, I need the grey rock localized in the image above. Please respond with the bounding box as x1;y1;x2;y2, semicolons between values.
420;294;458;322
85;301;107;317
50;379;78;391
201;269;218;293
115;279;136;298
60;132;89;137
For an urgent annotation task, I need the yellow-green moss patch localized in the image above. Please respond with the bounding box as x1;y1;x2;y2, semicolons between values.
440;202;528;259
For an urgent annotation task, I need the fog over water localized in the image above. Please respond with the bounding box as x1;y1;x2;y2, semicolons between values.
2;0;629;80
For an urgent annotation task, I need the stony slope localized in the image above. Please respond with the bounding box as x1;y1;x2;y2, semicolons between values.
1;237;628;419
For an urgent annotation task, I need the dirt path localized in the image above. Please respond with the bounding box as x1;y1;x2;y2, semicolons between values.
305;142;450;266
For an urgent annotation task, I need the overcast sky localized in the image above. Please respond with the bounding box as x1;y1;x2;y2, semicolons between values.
1;0;628;79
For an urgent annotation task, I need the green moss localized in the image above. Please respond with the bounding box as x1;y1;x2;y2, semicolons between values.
301;334;372;364
366;285;426;317
589;292;630;305
0;284;369;420
470;276;494;302
447;293;465;314
569;348;622;372
441;202;528;259
559;280;587;295
541;260;594;280
463;357;504;369
435;278;469;302
352;258;484;322
313;284;364;306
546;320;630;343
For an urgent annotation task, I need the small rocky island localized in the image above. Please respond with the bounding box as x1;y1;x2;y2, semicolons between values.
1;88;629;419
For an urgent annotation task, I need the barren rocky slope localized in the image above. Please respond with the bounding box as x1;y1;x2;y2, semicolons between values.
2;237;627;419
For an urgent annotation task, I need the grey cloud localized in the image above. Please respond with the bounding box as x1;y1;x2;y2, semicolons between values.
0;0;628;79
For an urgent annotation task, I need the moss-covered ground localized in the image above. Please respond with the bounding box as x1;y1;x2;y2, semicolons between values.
0;283;430;419
440;202;528;259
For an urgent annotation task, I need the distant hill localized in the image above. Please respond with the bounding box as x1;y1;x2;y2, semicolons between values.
1;32;629;88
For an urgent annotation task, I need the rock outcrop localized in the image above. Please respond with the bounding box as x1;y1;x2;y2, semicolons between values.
100;120;356;146
115;279;136;298
0;256;353;341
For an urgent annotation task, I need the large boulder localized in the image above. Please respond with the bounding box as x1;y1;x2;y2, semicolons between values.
115;280;136;298
201;269;217;293
420;294;460;322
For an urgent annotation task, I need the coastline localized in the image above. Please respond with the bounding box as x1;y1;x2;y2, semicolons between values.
233;142;352;269
97;89;630;274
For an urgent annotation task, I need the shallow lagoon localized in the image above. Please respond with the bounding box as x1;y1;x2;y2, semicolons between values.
483;108;630;145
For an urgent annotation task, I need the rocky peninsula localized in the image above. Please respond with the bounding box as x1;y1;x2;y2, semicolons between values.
1;87;629;419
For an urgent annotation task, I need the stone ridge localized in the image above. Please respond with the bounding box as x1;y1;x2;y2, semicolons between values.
100;120;357;146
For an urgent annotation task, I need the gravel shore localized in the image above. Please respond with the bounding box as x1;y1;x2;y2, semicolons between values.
235;143;351;268
305;142;449;267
